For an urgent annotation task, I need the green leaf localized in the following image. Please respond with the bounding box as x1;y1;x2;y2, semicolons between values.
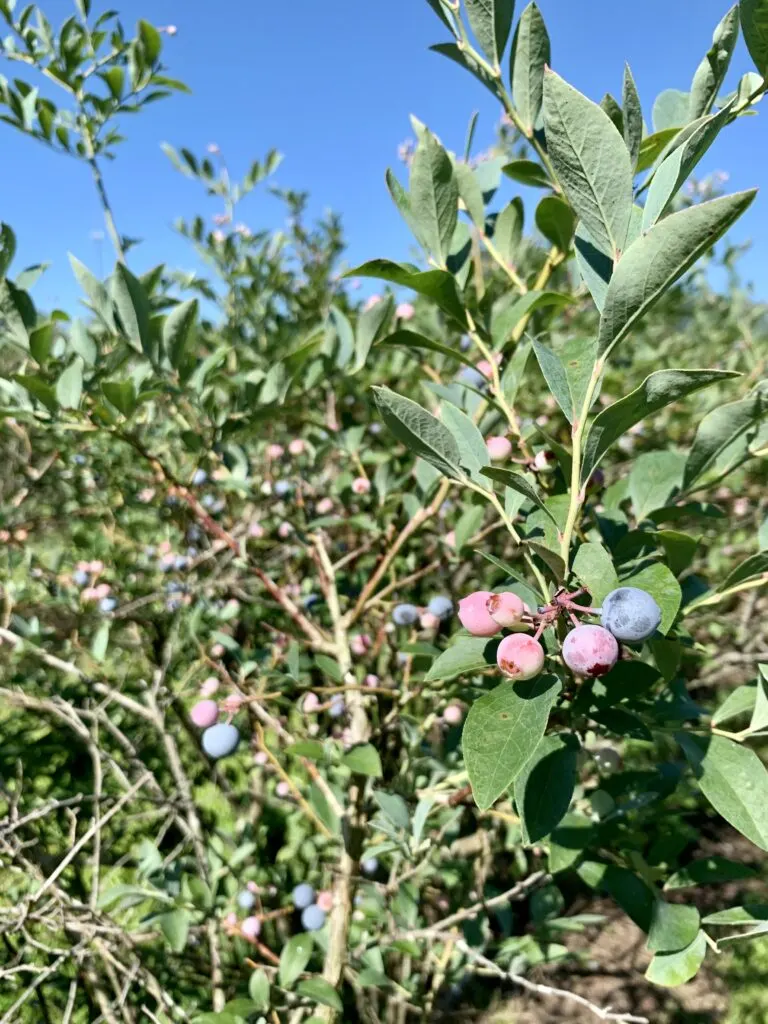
465;0;515;65
493;198;524;264
702;903;768;925
287;740;325;760
69;253;114;328
580;864;655;932
279;934;313;989
112;263;154;357
598;191;757;358
378;329;475;371
509;2;550;134
637;127;683;172
648;901;700;953
678;733;768;851
491;290;572;349
409;128;458;267
573;542;620;605
548;812;594;872
643;104;734;230
658;530;699;577
463;675;561;810
532;339;573;420
741;0;768;75
29;323;54;364
683;383;767;488
626;563;681;635
355;295;392;372
543;70;634;261
424;635;499;682
688;5;739;119
296;979;342;1012
55;358;83;410
343;744;383;778
455;159;486;229
314;655;342;682
0;223;16;278
574;224;613;312
500;337;532;404
0;279;31;350
480;466;558;526
665;856;756;890
622;63;643;169
372;790;410;831
441;400;489;484
68;320;97;366
751;667;768;732
722;551;768;591
535;195;576;252
163;298;198;370
102;379;136;417
248;969;270;1011
430;42;500;99
514;733;578;843
501;159;550;188
628;450;686;521
372;386;462;478
346;260;467;327
91;620;110;662
712;682;758;725
581;369;738;483
652;89;691;132
645;932;706;987
159;909;190;953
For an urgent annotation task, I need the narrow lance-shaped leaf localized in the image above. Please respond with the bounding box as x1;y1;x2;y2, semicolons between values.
688;5;740;120
683;381;767;488
441;400;490;484
409;128;459;267
741;0;768;76
345;260;468;328
480;465;559;526
532;339;573;421
372;386;463;479
465;0;515;66
581;369;740;483
543;70;634;261
622;63;643;169
510;2;550;135
598;191;756;358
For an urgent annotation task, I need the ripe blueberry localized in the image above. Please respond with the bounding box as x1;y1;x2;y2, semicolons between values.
328;696;346;718
361;857;379;876
99;597;116;614
601;587;661;643
562;625;619;677
201;723;240;759
301;904;327;931
392;603;420;627
274;480;293;497
293;883;316;909
237;890;256;910
427;595;454;620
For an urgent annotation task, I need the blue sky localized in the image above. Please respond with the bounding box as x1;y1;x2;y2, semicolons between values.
0;0;766;311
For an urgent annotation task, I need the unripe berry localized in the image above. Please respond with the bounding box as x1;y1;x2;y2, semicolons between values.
276;780;291;797
487;591;525;628
200;676;219;697
277;522;294;539
248;521;265;538
316;890;333;912
562;625;619;677
316;497;334;515
600;587;662;643
496;634;545;679
445;530;456;549
350;633;371;656
254;751;268;766
420;611;440;629
221;694;244;714
288;439;305;456
352;477;371;495
302;692;320;713
486;436;513;461
396;301;415;320
458;591;499;637
241;916;261;939
301;904;327;931
443;704;464;725
190;700;219;728
293;883;315;909
364;673;379;687
202;723;240;759
266;444;284;459
427;595;454;620
237;890;256;910
392;603;419;627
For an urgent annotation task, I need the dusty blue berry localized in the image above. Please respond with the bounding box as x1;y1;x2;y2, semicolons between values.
192;469;208;485
73;569;89;587
328;696;346;718
274;480;293;497
72;454;86;465
392;604;419;626
237;890;256;910
202;723;240;760
99;597;116;613
457;366;485;389
427;595;453;620
201;494;216;508
292;883;315;910
601;587;661;643
361;857;379;876
301;904;326;931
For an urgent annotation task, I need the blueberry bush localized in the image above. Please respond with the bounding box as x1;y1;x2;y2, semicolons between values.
2;1;768;1021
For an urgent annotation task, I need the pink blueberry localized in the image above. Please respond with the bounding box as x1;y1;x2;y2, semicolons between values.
445;531;456;549
266;444;284;459
190;700;219;728
562;625;619;678
487;592;526;628
443;704;464;725
396;302;415;320
254;751;269;766
200;676;219;697
534;450;552;471
420;611;440;630
364;674;380;688
316;497;334;515
477;354;501;379
288;439;305;456
496;634;545;679
352;477;371;495
458;591;500;638
363;295;382;312
350;634;371;656
211;643;225;658
316;890;334;912
248;521;265;538
221;694;245;714
486;436;513;461
278;522;294;539
241;916;261;939
302;692;321;713
276;780;291;798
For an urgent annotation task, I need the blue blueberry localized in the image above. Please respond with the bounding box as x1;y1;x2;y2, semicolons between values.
302;593;320;609
457;366;485;389
361;857;379;876
192;469;208;486
201;723;240;760
99;597;116;614
292;883;315;910
427;595;453;621
369;422;382;435
301;904;326;931
237;890;256;910
201;494;216;508
328;696;346;718
73;569;89;587
392;604;419;627
72;454;86;465
600;587;662;643
174;556;188;571
274;480;293;497
186;547;198;558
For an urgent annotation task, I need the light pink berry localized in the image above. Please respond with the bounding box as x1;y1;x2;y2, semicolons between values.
302;692;321;713
190;700;219;728
248;521;265;538
477;353;501;378
420;611;440;630
496;634;545;679
267;444;285;459
352;477;371;495
445;530;456;549
486;436;513;461
350;633;371;656
162;24;177;35
278;522;294;539
254;751;268;766
221;694;244;714
534;450;551;471
458;591;500;637
138;487;155;502
211;643;225;658
316;497;334;515
200;677;220;699
89;560;104;574
562;625;619;677
396;302;415;320
223;911;237;928
487;592;525;628
276;780;291;798
364;674;379;688
158;541;172;555
247;881;259;893
443;704;464;725
212;229;225;244
288;439;305;456
316;890;334;912
241;916;261;939
363;295;382;312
